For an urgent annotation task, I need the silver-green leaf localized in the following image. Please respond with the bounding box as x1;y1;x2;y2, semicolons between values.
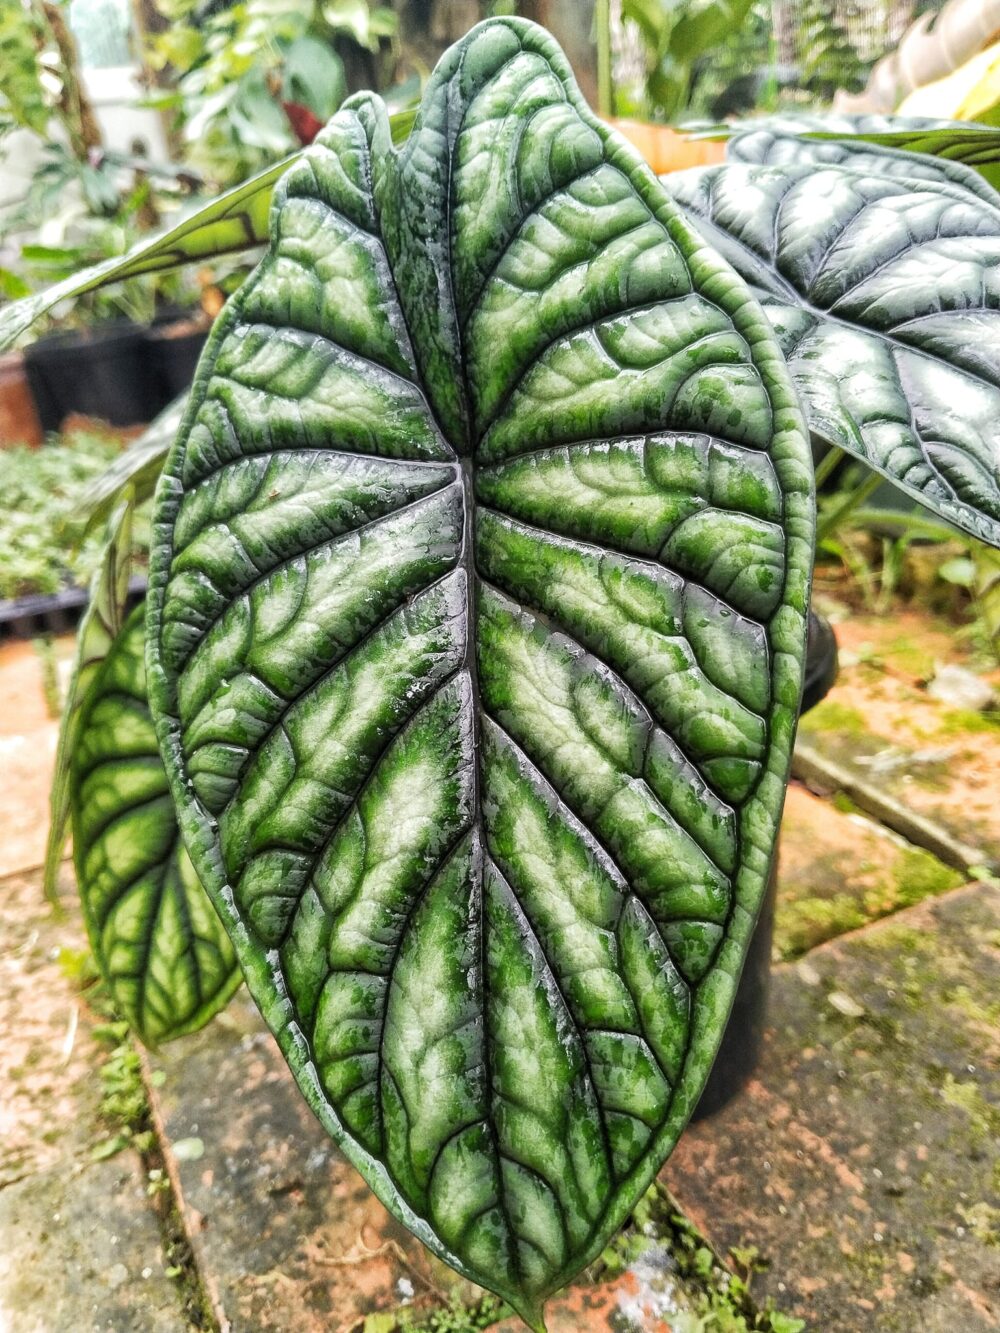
666;158;1000;546
71;604;241;1046
145;18;812;1325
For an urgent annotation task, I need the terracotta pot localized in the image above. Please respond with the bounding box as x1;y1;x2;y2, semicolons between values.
608;119;727;174
0;353;43;448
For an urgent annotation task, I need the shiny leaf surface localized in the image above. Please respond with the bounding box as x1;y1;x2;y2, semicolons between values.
71;606;240;1046
667;159;1000;546
45;498;135;904
726;121;1000;203
146;18;812;1324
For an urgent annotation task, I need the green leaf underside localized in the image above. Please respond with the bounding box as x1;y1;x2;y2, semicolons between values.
71;605;241;1046
666;156;1000;547
46;498;135;903
146;18;811;1323
0;160;292;354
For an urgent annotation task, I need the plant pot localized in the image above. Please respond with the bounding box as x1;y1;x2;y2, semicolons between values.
692;608;839;1120
144;317;210;400
24;323;163;432
0;575;147;642
0;353;43;448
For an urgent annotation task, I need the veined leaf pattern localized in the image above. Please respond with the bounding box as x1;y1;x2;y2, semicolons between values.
71;606;241;1046
146;18;812;1325
727;122;1000;202
666;157;1000;546
46;497;134;903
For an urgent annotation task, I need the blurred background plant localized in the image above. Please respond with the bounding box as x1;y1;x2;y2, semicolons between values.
145;0;405;186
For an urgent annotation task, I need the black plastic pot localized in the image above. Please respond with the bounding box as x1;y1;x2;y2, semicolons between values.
692;608;838;1120
0;576;147;643
24;323;162;432
144;319;210;400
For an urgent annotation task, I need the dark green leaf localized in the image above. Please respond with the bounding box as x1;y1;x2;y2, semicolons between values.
666;160;1000;546
726;122;1000;205
70;605;241;1046
146;18;812;1325
45;498;135;904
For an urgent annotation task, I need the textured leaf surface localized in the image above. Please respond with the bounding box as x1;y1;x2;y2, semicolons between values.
45;498;135;903
146;18;812;1323
726;122;1000;203
667;159;1000;546
700;113;1000;193
71;605;240;1046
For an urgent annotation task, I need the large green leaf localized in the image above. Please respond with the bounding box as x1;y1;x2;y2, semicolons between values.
71;605;241;1046
45;497;135;904
726;121;1000;204
666;160;1000;547
146;18;812;1325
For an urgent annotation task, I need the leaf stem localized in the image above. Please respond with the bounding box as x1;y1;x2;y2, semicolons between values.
812;444;844;489
816;468;884;543
596;0;613;118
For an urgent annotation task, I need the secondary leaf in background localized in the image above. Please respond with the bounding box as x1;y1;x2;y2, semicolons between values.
726;121;1000;203
689;113;1000;195
666;160;1000;546
146;17;812;1325
70;604;241;1046
44;497;135;904
0;159;289;353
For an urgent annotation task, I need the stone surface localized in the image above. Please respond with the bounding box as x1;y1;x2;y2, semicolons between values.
0;635;74;878
148;994;707;1332
775;782;964;959
0;1158;184;1333
0;866;187;1331
666;884;1000;1333
799;604;1000;863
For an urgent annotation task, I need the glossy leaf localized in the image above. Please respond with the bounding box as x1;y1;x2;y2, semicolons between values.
726;121;1000;204
71;605;241;1046
146;18;812;1324
666;160;1000;547
45;497;135;904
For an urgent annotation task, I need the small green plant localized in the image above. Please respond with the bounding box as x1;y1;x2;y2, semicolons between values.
148;0;401;184
0;432;148;600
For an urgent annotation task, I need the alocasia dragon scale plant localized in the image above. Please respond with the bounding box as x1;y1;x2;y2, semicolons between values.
145;21;811;1323
9;17;1000;1330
